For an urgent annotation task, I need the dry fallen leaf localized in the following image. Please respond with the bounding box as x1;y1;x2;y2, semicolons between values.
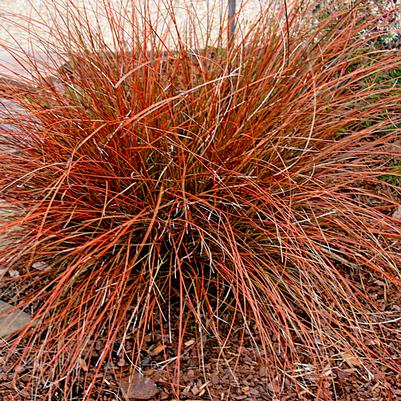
184;339;195;347
340;352;361;367
142;368;154;376
77;357;88;372
148;344;166;356
198;381;210;392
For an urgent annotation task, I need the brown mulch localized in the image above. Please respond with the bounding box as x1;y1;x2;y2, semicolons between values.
0;267;400;401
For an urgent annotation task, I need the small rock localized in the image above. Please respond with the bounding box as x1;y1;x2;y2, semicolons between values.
191;384;200;396
392;206;401;219
250;387;260;396
118;374;158;400
259;366;267;376
210;373;219;385
32;261;48;271
0;300;32;337
117;356;126;367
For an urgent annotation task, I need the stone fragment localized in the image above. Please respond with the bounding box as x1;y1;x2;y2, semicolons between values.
0;300;32;337
118;373;158;400
392;206;401;219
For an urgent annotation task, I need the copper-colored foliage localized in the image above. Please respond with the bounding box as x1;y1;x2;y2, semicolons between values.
0;0;401;399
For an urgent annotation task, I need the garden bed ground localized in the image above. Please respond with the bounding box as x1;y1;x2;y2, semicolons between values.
0;266;401;400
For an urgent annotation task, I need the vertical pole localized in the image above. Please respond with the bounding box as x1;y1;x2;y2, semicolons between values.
228;0;236;42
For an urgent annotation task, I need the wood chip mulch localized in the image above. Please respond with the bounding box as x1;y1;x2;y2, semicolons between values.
0;267;400;401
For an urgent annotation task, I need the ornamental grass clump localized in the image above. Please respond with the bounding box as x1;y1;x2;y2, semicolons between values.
1;0;401;398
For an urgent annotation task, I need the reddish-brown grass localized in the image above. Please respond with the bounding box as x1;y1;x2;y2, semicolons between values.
1;0;401;399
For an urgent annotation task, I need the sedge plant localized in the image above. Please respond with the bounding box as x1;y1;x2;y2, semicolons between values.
0;0;401;399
